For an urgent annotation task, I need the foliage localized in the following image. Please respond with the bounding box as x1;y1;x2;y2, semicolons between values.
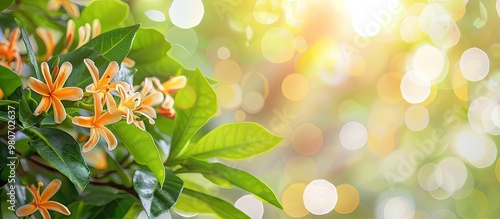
0;0;283;218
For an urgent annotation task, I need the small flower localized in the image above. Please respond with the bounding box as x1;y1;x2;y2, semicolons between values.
0;27;22;73
150;76;187;118
122;57;135;68
47;0;83;18
82;146;108;169
35;27;57;61
76;19;100;49
134;78;163;129
28;62;83;123
84;58;126;103
72;94;122;152
113;84;143;128
0;88;3;99
16;179;71;219
61;19;75;53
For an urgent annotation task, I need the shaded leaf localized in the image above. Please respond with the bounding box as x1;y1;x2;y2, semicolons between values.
180;158;283;209
0;0;14;12
133;168;183;217
182;122;282;160
26;127;90;190
49;24;140;88
109;121;165;186
128;27;192;84
169;69;217;161
0;65;22;97
73;0;129;32
18;89;44;128
14;18;40;79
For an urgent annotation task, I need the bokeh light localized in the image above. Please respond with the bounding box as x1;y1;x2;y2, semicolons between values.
234;195;264;219
169;0;204;29
125;0;500;218
303;179;337;215
334;184;359;214
340;121;368;150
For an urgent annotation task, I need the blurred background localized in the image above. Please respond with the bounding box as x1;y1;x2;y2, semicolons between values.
130;0;500;218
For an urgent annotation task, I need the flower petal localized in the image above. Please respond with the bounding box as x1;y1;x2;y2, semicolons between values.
93;93;104;118
39;206;51;219
28;77;50;96
134;120;146;131
142;91;163;107
53;62;73;90
52;97;67;124
82;128;99;153
84;59;99;89
136;105;156;123
40;62;54;90
162;76;187;92
97;61;119;89
47;0;61;11
72;116;94;128
40;179;61;202
96;111;122;126
15;203;37;217
96;125;118;150
62;1;80;18
53;87;83;101
92;19;101;38
25;184;39;203
41;201;71;215
34;96;52;116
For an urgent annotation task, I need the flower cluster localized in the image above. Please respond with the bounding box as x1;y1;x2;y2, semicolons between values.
0;27;22;73
27;59;186;152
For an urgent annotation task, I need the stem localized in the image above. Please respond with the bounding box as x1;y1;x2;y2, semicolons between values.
88;178;138;198
67;100;94;112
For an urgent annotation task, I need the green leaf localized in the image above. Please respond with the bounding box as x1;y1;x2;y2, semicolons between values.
174;194;216;214
73;0;129;32
25;127;91;190
0;0;14;12
0;65;22;98
182;188;250;219
109;121;165;186
133;168;184;217
169;69;217;161
14;18;41;79
49;24;140;88
128;27;192;84
105;149;132;188
181;158;283;210
61;195;137;219
18;89;44;128
0;100;18;107
181;122;282;160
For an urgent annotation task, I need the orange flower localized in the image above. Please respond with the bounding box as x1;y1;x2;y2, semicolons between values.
72;94;122;152
133;78;163;129
28;62;83;123
61;19;75;53
16;179;71;219
47;0;81;18
0;88;3;99
150;76;187;118
35;28;57;61
113;84;143;129
76;19;100;49
84;59;127;103
0;27;22;73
